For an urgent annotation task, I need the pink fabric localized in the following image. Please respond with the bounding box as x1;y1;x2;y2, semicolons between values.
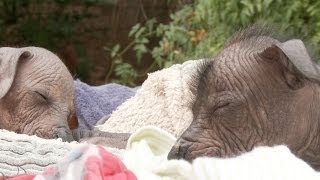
6;145;136;180
6;175;35;180
85;146;136;180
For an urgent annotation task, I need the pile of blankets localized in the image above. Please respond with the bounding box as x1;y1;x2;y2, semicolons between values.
2;126;320;179
1;60;320;179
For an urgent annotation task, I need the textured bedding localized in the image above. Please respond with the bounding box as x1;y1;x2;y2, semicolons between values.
96;60;201;137
74;80;138;129
0;130;76;176
0;130;123;177
1;126;319;180
122;126;320;180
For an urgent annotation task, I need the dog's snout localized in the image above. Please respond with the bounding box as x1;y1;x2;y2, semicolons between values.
55;127;74;142
167;139;189;160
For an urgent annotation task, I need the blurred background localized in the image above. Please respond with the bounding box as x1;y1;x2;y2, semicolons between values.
0;0;319;86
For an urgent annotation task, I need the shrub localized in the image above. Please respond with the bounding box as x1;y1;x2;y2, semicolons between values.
106;0;320;85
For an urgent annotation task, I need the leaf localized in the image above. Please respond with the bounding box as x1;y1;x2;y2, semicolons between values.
111;44;120;58
134;27;146;39
129;23;141;37
114;63;138;85
146;18;157;32
134;44;148;63
137;37;149;44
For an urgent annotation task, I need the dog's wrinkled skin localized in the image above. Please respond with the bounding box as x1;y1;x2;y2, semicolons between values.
0;47;75;141
168;26;320;170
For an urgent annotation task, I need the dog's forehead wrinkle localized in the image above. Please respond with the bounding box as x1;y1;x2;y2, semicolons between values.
198;61;214;92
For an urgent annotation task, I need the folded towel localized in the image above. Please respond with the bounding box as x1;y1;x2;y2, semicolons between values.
96;60;201;137
74;80;137;129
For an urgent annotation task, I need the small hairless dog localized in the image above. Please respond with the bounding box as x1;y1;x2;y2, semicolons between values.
0;47;129;148
168;25;320;170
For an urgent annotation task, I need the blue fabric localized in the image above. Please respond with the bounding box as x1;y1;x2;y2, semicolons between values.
74;79;137;129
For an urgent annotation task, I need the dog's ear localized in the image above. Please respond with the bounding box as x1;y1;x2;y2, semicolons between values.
260;39;320;89
0;48;32;99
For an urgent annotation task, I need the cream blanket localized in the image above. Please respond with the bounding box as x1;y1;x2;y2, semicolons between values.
96;60;201;137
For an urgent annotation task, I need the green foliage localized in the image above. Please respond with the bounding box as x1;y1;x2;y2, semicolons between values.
106;0;320;85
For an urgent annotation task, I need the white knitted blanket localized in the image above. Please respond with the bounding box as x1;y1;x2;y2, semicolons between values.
0;129;124;177
0;130;77;176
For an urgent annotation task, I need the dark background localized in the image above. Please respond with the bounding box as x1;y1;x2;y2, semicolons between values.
1;0;319;86
0;0;183;85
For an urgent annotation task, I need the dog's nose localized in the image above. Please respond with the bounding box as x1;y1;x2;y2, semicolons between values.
167;139;189;160
55;127;74;142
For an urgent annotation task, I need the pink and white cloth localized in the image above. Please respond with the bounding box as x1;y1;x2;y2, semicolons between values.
6;145;136;180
